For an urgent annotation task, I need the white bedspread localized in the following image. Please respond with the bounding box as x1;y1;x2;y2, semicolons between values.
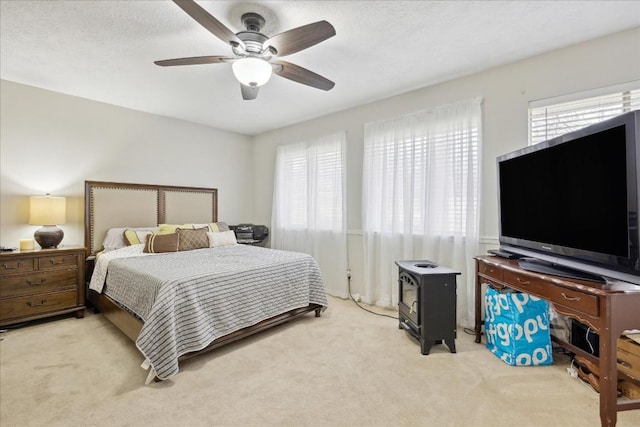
89;245;151;293
89;244;328;380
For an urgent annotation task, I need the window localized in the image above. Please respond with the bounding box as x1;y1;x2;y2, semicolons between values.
272;133;345;231
529;84;640;145
271;131;348;298
363;98;481;236
361;97;482;316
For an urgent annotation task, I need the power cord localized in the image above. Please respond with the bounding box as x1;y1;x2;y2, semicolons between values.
347;271;398;320
586;327;596;355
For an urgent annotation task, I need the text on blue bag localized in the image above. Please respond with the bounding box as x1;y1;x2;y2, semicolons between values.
484;286;553;366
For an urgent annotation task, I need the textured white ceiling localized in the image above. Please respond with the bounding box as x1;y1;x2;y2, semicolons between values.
1;1;639;136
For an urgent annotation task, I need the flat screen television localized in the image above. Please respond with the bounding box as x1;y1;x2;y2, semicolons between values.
497;110;640;285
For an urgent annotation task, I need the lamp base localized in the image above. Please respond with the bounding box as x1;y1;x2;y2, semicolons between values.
34;225;64;249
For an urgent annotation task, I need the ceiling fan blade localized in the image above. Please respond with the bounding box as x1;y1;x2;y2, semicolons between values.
264;21;335;57
241;84;259;100
154;55;232;67
173;0;245;49
272;61;335;91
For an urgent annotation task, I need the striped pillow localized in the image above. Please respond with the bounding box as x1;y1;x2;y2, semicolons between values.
123;229;154;246
143;233;179;253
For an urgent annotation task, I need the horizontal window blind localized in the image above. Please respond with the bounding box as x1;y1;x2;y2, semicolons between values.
529;88;640;145
361;98;482;315
363;98;481;236
276;143;308;229
273;133;345;232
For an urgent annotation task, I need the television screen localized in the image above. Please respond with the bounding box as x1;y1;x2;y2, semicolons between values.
497;110;639;284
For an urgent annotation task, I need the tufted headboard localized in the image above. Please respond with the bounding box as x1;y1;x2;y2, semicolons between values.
84;181;218;256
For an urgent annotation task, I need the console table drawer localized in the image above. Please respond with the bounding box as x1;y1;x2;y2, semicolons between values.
479;262;503;281
502;269;598;316
547;286;598;316
503;270;545;294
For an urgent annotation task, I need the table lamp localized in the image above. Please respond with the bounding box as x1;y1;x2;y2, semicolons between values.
29;194;66;248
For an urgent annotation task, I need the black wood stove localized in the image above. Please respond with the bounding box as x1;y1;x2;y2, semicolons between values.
396;260;460;355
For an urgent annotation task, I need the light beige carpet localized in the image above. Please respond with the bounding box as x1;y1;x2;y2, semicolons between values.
1;296;639;427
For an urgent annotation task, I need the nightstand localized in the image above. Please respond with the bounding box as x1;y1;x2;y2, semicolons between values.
0;246;85;327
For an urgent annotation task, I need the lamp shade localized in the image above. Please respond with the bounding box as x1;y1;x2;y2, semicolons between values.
29;195;66;225
232;57;272;87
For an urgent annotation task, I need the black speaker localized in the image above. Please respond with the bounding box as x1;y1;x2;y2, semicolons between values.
253;225;268;240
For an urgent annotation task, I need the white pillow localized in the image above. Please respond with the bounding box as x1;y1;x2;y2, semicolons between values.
207;230;237;247
102;228;128;252
102;227;158;252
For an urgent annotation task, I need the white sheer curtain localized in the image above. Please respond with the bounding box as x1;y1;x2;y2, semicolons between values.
271;132;348;298
362;98;482;326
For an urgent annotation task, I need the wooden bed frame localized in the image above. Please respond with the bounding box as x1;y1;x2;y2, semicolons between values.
84;180;322;375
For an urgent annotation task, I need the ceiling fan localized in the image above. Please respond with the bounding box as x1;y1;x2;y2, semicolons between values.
155;0;336;100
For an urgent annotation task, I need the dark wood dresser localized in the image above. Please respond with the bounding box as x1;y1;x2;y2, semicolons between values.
0;246;85;327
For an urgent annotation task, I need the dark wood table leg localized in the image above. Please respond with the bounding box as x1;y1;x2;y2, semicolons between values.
474;264;482;343
598;293;640;426
599;325;617;424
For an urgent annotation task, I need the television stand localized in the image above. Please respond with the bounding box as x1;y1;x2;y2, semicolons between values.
518;257;606;283
474;255;640;427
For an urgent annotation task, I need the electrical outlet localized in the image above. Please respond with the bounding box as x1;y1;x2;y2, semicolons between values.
346;269;352;279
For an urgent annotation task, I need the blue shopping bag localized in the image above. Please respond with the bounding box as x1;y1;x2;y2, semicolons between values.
484;286;553;366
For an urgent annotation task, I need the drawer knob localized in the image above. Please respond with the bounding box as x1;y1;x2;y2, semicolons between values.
2;262;22;270
516;277;530;285
49;258;65;265
26;278;47;286
27;299;47;307
561;292;581;302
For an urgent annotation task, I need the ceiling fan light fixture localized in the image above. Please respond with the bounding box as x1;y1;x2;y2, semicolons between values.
232;57;272;87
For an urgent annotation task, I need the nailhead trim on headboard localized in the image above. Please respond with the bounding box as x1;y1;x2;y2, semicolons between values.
84;181;218;256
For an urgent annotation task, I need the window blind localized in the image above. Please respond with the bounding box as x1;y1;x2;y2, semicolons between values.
529;88;640;145
273;133;345;232
363;100;481;236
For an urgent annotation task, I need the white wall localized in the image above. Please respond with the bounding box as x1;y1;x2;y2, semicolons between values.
2;29;639;298
0;80;254;249
251;28;640;297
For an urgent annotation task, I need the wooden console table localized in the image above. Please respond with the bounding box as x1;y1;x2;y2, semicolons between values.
474;255;640;427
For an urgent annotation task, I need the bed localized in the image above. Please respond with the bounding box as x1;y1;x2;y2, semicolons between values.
84;180;327;381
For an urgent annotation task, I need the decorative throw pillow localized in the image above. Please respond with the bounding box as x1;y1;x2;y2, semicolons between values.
104;227;157;250
123;229;154;246
210;222;230;232
191;222;230;232
207;230;238;247
143;232;179;253
177;227;209;251
158;224;194;234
